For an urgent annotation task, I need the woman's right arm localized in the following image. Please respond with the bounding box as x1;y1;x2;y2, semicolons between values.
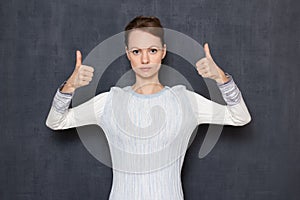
45;81;109;130
45;50;107;130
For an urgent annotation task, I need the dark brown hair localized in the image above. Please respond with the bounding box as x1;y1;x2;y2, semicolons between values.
124;15;165;47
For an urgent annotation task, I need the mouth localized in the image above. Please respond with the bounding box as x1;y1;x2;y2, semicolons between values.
140;67;151;72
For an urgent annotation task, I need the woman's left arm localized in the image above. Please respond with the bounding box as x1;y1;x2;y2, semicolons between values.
186;74;251;126
191;43;251;126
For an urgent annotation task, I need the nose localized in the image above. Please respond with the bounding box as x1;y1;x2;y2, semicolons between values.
141;49;150;64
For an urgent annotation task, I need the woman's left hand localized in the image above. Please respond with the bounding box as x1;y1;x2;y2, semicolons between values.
195;43;229;84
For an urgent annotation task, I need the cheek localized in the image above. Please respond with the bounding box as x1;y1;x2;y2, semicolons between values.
153;57;162;64
129;58;140;68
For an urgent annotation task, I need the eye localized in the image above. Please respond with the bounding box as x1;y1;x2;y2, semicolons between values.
149;48;158;54
132;49;140;55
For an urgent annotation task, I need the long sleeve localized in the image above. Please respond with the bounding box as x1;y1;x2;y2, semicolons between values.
45;83;109;130
187;74;251;126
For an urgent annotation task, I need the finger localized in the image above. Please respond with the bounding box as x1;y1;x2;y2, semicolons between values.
201;71;211;78
198;71;209;78
197;68;208;75
196;61;209;69
76;50;82;68
81;65;94;73
195;58;209;68
79;71;92;78
196;58;209;68
80;70;94;78
204;43;212;59
196;65;207;72
80;80;91;86
80;76;92;82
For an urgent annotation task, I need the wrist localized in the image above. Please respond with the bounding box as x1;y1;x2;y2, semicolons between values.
59;80;76;94
216;72;231;84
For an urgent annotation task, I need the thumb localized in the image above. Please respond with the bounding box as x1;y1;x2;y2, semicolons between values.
75;50;82;68
204;43;212;59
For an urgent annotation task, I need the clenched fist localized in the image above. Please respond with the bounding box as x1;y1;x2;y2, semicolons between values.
61;50;94;93
195;43;229;84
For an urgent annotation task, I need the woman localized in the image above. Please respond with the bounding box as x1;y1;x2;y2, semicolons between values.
46;16;251;200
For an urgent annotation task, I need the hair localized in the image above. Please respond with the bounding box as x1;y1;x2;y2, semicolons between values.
124;15;165;47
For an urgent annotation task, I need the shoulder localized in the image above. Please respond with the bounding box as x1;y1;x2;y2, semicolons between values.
168;85;209;104
94;86;126;96
165;84;205;103
169;84;187;91
168;84;198;96
109;85;130;93
92;89;111;104
93;86;132;101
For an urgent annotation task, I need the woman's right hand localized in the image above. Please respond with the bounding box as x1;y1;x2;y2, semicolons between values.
60;50;94;93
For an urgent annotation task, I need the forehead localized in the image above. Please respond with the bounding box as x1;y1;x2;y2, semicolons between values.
127;29;162;49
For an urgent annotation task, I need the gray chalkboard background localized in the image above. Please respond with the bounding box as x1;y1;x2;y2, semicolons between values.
1;0;299;199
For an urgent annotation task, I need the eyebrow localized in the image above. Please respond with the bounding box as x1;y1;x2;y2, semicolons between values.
128;45;162;50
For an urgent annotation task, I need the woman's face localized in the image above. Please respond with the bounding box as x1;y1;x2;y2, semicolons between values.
125;29;166;79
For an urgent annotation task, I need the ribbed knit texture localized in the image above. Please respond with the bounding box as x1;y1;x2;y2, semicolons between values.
45;75;251;200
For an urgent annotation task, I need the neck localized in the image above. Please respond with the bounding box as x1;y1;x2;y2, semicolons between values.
132;75;164;95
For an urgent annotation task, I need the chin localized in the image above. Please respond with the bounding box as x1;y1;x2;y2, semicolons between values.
136;71;159;79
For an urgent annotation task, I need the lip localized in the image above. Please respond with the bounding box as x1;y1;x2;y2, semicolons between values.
140;67;151;71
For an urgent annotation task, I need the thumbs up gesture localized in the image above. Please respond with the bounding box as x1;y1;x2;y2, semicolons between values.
62;50;94;93
195;43;229;84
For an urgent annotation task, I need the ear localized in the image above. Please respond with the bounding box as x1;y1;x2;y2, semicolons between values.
125;46;131;61
162;44;167;59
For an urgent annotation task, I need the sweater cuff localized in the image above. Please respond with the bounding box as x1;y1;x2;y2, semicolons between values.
217;73;241;106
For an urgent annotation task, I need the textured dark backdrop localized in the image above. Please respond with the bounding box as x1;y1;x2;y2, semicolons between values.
1;0;299;199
